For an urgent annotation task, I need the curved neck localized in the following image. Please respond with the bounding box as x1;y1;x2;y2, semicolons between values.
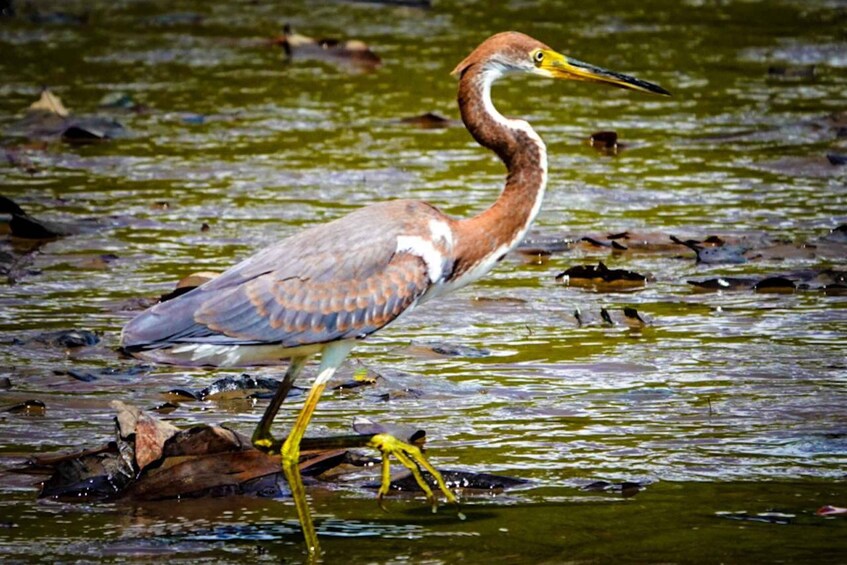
451;63;548;281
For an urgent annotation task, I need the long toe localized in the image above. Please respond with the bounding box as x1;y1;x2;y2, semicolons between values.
367;433;456;509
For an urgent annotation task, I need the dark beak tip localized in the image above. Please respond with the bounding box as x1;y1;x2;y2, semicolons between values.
654;83;672;96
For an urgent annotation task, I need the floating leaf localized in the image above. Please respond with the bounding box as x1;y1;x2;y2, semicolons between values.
555;261;647;291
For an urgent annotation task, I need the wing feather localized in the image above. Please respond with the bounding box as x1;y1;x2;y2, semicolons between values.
121;200;445;352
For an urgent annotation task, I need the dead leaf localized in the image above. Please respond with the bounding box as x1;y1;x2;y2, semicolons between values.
123;450;280;500
111;400;179;471
162;424;246;457
135;412;179;470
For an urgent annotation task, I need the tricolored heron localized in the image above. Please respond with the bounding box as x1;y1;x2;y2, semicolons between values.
121;31;668;555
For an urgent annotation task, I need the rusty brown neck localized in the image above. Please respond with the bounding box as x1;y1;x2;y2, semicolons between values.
450;62;548;281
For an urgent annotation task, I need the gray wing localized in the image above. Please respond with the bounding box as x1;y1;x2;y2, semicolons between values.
121;201;441;351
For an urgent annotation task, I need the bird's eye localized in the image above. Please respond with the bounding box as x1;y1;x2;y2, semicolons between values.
533;51;545;63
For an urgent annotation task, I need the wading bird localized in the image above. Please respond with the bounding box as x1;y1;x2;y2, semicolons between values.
121;31;668;555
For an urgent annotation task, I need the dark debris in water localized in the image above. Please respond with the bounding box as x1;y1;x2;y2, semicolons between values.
15;402;525;503
515;236;574;257
767;64;816;80
9;329;102;349
588;130;624;155
3;399;46;415
166;374;301;402
754;276;797;293
1;195;78;239
688;268;846;294
7;89;127;142
32;329;100;348
670;235;748;264
573;307;651;328
273;25;381;72
200;374;293;401
378;469;528;494
715;510;795;525
687;276;757;291
581;480;644;498
556;261;647;291
409;341;491;358
53;364;151;383
823;224;847;243
0;195;113;240
523;228;847;264
826;153;847;166
397;112;458;129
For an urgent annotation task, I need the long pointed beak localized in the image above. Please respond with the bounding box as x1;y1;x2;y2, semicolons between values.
538;51;670;96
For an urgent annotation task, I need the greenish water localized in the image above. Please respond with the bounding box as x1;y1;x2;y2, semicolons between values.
1;0;846;562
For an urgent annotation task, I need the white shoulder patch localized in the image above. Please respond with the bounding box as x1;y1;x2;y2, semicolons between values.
396;235;444;283
428;219;454;247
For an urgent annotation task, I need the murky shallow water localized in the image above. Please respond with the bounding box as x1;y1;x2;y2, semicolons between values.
1;0;846;562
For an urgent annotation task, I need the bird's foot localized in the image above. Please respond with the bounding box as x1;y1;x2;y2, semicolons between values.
251;429;283;455
366;433;461;516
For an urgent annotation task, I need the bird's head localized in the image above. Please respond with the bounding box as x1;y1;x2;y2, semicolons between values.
452;31;669;96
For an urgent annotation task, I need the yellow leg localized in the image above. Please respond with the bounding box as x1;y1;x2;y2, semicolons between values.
281;381;326;555
278;340;355;557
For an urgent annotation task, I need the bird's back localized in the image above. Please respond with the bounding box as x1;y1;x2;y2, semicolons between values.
121;199;454;366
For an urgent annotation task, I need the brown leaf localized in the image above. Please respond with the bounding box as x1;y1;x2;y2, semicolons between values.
123;450;280;501
110;401;179;471
162;424;247;458
134;413;179;470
